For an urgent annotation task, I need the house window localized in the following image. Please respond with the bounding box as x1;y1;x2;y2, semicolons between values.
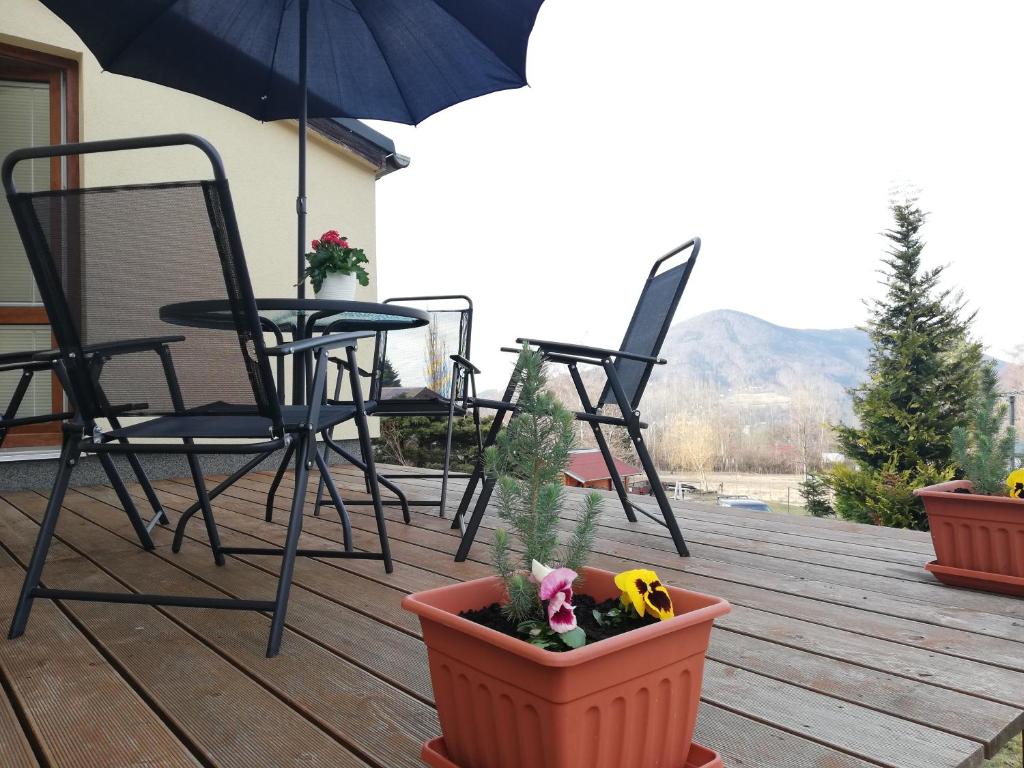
0;43;78;448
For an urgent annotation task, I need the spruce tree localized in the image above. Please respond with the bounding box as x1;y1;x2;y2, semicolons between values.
799;473;833;517
829;197;982;529
952;362;1015;495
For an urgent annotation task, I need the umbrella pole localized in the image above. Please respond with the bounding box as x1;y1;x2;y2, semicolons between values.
293;0;310;401
297;0;309;300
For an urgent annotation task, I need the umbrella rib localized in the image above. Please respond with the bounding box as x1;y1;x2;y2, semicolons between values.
260;0;290;123
348;0;416;124
100;0;184;72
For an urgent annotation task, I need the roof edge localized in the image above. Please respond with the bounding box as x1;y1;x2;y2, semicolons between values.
308;118;409;179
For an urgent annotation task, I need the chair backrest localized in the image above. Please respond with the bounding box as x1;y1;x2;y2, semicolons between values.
2;134;281;428
370;295;472;404
597;239;700;410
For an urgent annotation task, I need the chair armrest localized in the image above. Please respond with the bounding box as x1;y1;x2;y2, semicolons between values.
516;338;666;365
84;335;186;358
469;397;518;412
266;330;373;357
0;348;54;366
450;353;481;375
0;359;54;375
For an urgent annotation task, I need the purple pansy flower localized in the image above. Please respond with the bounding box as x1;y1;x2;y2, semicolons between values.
535;563;579;634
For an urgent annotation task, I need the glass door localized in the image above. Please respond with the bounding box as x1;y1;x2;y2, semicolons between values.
0;45;77;448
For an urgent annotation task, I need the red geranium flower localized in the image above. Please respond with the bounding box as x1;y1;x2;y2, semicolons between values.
311;239;320;249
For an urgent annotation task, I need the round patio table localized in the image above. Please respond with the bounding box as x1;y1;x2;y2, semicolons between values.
160;298;430;403
158;297;430;540
160;298;429;334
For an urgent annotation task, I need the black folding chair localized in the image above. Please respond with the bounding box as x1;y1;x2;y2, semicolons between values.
315;295;482;518
3;134;390;657
452;239;701;561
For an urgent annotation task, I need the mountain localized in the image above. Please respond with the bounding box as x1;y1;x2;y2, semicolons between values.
655;309;871;409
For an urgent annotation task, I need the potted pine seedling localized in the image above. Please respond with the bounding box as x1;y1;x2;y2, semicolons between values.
915;363;1024;595
402;347;730;768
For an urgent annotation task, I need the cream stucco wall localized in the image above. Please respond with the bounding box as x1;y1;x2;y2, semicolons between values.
2;0;388;439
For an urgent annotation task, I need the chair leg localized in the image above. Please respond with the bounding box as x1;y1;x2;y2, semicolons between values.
97;453;155;550
125;451;170;527
454;475;496;562
352;400;392;573
8;437;79;639
266;432;312;657
589;422;637;523
312;441;328;517
173;454;225;566
631;432;690;557
438;404;457;518
324;436;412;523
451;462;483;530
314;444;352;551
265;441;295;522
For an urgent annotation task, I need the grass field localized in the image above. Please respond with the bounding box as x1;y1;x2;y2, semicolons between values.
986;733;1022;767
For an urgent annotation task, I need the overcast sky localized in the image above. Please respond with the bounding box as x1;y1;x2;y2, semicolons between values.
367;1;1024;389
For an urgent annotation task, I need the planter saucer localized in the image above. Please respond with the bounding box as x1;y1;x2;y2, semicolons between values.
420;737;724;768
925;560;1024;597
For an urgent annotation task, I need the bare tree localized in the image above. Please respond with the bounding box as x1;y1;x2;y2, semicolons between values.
662;383;722;489
788;386;837;474
423;323;451;395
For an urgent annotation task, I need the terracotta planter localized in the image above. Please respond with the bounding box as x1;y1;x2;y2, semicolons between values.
402;566;730;768
915;480;1024;596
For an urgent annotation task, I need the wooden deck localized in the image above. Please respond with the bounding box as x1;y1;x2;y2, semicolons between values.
0;462;1021;768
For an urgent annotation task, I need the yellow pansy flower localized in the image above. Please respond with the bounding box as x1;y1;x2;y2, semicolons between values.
1007;469;1024;498
614;568;674;621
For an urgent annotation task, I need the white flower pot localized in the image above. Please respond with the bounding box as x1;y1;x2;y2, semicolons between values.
315;272;357;301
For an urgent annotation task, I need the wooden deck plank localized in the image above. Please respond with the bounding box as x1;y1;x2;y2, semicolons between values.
153;475;1015;765
2;463;1021;768
0;514;201;768
0;493;375;768
239;472;1024;680
59;488;435;703
702;660;983;768
694;704;884;768
121;479;1024;752
328;469;1024;628
0;571;39;768
9;489;439;768
329;471;1024;647
228;475;1024;745
114;487;966;768
370;463;937;549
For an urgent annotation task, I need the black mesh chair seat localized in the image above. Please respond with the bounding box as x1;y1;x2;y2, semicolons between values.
374;386;467;416
105;403;366;440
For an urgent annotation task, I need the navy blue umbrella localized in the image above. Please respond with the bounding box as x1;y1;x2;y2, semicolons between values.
41;0;545;295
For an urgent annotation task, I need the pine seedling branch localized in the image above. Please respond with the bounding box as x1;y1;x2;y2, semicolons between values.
487;347;604;622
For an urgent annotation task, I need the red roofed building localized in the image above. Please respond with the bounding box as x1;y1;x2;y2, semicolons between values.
563;448;643;492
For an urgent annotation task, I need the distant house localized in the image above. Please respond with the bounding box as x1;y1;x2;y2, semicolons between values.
563;448;643;492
